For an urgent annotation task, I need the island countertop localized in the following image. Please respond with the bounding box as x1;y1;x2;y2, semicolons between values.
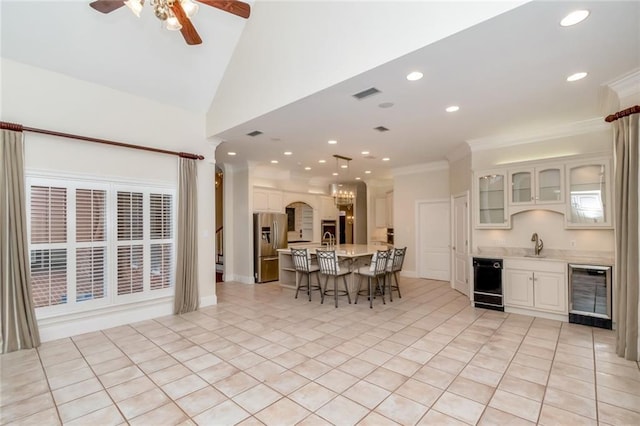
278;243;390;258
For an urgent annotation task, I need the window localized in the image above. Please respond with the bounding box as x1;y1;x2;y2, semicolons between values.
27;176;175;315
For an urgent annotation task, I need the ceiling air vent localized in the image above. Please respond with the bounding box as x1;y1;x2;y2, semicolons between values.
247;130;263;137
374;126;389;132
352;87;381;100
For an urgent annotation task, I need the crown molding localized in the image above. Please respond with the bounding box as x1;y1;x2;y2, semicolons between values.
391;160;449;177
445;142;471;163
466;117;609;152
606;68;640;99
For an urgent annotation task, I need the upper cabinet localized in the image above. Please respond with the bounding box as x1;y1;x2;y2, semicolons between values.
474;155;611;229
509;164;564;213
565;158;612;228
474;170;510;228
386;191;394;228
320;196;338;220
254;188;283;213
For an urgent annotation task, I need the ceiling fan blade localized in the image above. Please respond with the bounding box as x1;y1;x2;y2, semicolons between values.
89;0;125;14
171;2;203;45
196;0;251;19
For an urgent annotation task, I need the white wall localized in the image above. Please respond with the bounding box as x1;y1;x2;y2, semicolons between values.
206;1;527;135
1;59;216;339
393;162;450;276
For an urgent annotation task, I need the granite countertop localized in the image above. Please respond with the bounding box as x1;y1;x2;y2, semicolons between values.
473;247;614;266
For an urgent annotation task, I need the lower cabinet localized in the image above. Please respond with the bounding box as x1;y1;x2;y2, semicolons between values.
504;259;567;315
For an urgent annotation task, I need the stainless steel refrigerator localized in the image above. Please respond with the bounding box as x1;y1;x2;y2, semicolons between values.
253;213;288;283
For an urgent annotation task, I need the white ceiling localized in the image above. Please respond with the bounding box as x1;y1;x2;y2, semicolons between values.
1;1;639;183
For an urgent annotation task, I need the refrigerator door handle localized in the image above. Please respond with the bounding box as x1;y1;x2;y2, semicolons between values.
273;221;277;249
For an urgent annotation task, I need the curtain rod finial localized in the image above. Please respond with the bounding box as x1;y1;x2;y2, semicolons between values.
0;121;24;132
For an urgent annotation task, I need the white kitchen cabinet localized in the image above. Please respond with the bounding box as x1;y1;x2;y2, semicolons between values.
504;259;567;315
565;158;612;228
474;170;510;228
508;164;564;211
320;196;337;220
253;188;283;213
375;197;387;228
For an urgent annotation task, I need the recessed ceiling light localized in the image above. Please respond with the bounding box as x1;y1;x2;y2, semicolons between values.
270;160;278;164
227;152;236;156
304;166;311;171
341;164;348;169
284;151;292;156
319;159;326;164
567;72;588;82
560;10;589;27
332;172;339;176
446;105;460;113
406;71;424;81
328;140;338;145
365;170;371;174
361;151;370;155
355;177;361;180
382;157;390;161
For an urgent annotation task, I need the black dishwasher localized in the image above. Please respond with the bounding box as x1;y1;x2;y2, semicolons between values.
473;258;504;311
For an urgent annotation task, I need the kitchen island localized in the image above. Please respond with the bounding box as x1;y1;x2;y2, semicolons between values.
277;243;390;295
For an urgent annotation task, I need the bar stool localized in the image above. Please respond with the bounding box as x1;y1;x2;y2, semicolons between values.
386;247;406;301
316;249;352;308
355;250;390;309
290;248;323;302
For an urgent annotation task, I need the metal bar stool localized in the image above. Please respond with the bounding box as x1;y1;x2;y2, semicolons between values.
355;250;390;308
386;247;406;301
316;249;352;308
290;248;323;302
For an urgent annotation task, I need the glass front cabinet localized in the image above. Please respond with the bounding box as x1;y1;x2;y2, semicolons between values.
475;170;510;228
509;165;564;212
565;158;612;228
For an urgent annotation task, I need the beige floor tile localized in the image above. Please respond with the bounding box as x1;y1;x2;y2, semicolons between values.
47;366;96;390
263;370;309;395
272;350;309;369
498;374;545;402
416;409;469;425
291;359;333;380
176;385;227;417
99;365;145;388
129;402;188;426
478;406;536;425
194;399;251;425
437;346;475;363
554;351;595;370
137;353;178;374
427;354;467;375
448;376;496;405
538;404;597;426
3;407;61;426
357;411;401;426
214;371;261;398
315;394;369;426
107;375;157;402
162;373;208;400
511;352;552;372
364;366;408;392
432;391;486;424
597;386;640;414
412;365;456;389
596;371;640;396
517;343;555;360
597;401;640;425
546;373;595;399
255;398;310;425
544;387;596;419
356;347;394;366
505;363;549;386
0;379;50;407
338;357;377;378
375;394;428;425
58;390;113;423
117;387;170;420
289;382;337;411
0;392;55;424
315;368;358;394
63;404;124;426
551;361;595;384
42;357;89;378
397;346;435;364
459;364;503;387
232;383;283;414
342;380;391;409
488;389;541;423
52;377;104;405
149;364;192;386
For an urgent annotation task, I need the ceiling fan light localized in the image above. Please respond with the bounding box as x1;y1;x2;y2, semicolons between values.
181;0;199;18
165;15;183;31
124;0;143;17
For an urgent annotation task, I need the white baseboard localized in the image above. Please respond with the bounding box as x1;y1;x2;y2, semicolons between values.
400;270;417;278
226;274;255;284
38;297;174;342
200;294;217;307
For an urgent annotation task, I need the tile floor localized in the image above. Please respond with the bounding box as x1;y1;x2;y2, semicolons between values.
1;277;639;425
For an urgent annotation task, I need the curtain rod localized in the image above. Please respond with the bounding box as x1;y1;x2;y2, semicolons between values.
0;121;205;160
605;105;640;123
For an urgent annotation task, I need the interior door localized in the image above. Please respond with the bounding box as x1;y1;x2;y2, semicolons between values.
417;200;450;281
452;194;469;296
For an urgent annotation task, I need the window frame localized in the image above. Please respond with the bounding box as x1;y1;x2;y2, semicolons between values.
26;173;176;319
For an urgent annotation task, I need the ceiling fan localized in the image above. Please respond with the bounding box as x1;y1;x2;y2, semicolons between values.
89;0;251;45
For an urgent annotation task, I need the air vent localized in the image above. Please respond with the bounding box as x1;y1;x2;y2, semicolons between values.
247;130;263;137
374;126;389;132
352;87;381;100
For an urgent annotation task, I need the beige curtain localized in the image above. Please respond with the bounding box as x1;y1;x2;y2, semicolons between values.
613;114;639;361
174;158;199;314
1;129;40;353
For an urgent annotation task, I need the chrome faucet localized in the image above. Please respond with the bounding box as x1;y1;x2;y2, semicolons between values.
323;231;335;248
531;233;544;256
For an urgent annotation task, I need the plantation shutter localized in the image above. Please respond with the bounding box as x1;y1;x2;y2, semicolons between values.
150;193;173;290
117;191;144;295
76;189;107;301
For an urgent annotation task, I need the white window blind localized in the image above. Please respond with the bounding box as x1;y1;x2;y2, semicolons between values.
27;177;175;316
